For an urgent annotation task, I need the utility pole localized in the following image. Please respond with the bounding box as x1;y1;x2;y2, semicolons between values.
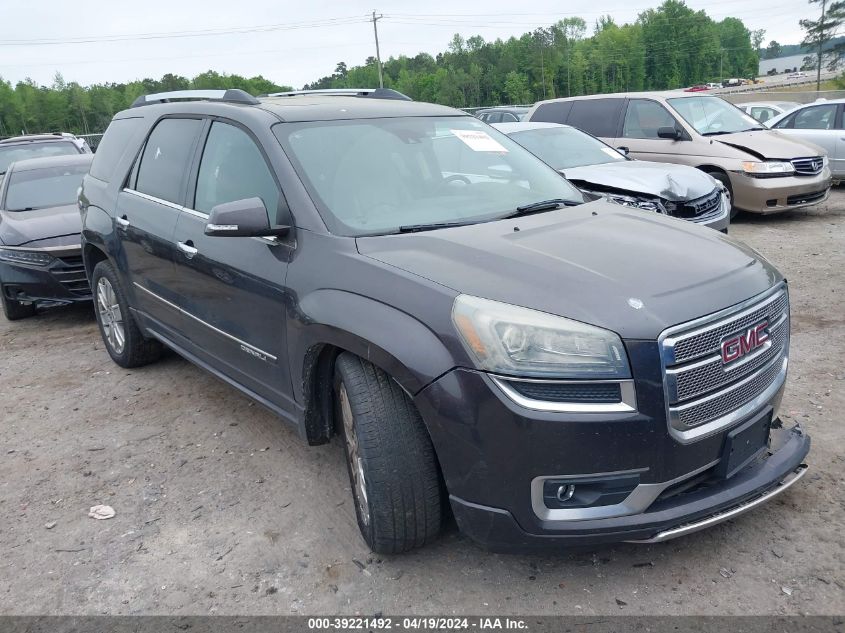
817;0;827;91
720;49;724;83
371;10;384;89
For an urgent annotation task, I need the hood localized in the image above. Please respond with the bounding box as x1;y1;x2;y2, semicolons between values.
562;160;716;201
357;202;781;340
713;130;826;160
0;203;82;247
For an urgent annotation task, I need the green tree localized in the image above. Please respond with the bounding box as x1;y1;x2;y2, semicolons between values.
800;0;845;88
503;71;531;104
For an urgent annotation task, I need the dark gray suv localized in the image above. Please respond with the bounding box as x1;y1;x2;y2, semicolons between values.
80;88;809;553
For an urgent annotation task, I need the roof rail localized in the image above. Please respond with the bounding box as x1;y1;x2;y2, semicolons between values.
130;89;260;108
262;88;412;101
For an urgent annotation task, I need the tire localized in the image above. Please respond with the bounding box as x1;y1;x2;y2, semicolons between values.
0;286;36;321
334;352;442;553
706;170;737;219
91;260;162;368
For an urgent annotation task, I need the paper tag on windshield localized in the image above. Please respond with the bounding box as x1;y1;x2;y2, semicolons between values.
451;129;508;153
601;147;624;159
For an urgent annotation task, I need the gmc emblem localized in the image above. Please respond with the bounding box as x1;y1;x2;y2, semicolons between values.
721;320;769;365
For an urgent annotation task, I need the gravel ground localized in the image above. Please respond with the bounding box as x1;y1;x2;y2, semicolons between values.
0;192;843;617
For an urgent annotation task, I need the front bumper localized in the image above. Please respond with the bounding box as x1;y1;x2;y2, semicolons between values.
415;360;809;552
730;169;831;214
0;250;91;305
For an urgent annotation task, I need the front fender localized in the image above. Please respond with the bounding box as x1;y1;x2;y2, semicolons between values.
290;288;457;400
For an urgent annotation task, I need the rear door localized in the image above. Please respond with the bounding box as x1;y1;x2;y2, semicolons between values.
170;119;295;409
616;98;688;163
117;116;203;336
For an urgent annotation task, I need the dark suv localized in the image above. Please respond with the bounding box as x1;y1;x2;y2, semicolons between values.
80;88;809;553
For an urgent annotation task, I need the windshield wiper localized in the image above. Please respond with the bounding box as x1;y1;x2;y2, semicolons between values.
9;207;38;212
510;198;581;216
398;220;479;233
701;130;734;136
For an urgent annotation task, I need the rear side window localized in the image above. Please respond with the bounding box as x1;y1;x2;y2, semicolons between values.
622;100;678;139
530;101;573;125
135;118;203;204
567;99;624;137
749;106;777;123
194;122;281;218
89;117;143;182
775;104;838;130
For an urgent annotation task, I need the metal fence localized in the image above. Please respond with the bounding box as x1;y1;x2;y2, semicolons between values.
721;90;845;105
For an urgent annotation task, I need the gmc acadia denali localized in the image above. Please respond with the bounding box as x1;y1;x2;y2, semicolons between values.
80;88;809;553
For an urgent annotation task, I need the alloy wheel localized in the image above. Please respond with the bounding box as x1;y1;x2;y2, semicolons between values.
96;277;125;354
339;383;370;526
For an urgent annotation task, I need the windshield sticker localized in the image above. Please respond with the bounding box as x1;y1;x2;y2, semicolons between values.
601;147;625;159
451;129;509;153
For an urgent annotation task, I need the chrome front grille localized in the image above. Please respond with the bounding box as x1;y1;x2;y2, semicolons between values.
791;156;824;176
659;285;789;441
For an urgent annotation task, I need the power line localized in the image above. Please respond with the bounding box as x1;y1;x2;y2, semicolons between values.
0;16;371;46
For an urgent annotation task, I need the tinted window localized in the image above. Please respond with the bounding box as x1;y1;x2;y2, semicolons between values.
622;100;678;138
135;118;202;204
0;141;79;175
5;163;90;211
89;117;143;182
194;122;281;218
501;112;519;123
531;101;573;124
486;112;503;124
567;99;624;137
778;104;838;130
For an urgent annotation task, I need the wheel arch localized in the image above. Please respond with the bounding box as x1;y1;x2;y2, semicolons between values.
293;290;457;445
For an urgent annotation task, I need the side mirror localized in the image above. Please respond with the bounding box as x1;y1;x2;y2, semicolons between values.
657;126;682;140
616;146;629;156
204;197;290;237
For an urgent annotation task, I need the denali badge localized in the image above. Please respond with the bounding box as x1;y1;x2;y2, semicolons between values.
721;320;769;365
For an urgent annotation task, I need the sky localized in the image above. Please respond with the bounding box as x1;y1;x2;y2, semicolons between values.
0;0;810;89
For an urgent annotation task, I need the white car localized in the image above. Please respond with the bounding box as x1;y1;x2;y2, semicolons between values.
738;101;801;124
766;99;842;179
788;72;808;79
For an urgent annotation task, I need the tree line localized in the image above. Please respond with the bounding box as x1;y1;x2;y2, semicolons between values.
0;71;292;138
307;0;759;107
1;0;762;135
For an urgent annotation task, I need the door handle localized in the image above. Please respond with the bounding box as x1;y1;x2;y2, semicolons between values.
177;241;198;259
115;215;130;229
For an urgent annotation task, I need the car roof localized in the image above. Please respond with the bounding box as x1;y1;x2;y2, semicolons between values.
492;122;569;133
257;95;464;121
477;106;530;112
116;94;467;123
7;153;93;173
533;90;695;106
0;134;79;146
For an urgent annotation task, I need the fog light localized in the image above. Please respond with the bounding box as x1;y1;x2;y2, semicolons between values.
556;484;576;502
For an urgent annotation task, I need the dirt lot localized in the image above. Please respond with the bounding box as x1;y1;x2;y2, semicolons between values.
1;194;843;617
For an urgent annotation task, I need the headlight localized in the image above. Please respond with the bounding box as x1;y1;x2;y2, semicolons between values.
605;193;666;213
741;161;795;176
452;295;631;379
0;248;54;267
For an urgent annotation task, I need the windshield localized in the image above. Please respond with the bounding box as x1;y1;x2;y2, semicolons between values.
5;163;89;211
274;116;584;236
509;127;627;170
0;141;79;174
668;97;762;135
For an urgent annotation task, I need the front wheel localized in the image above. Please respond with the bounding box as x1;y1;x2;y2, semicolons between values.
92;260;162;368
334;353;442;554
0;286;36;321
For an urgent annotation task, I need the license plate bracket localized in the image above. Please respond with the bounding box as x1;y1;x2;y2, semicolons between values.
716;409;771;479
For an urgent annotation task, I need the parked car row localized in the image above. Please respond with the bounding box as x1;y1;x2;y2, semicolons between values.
1;88;814;556
527;91;832;214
